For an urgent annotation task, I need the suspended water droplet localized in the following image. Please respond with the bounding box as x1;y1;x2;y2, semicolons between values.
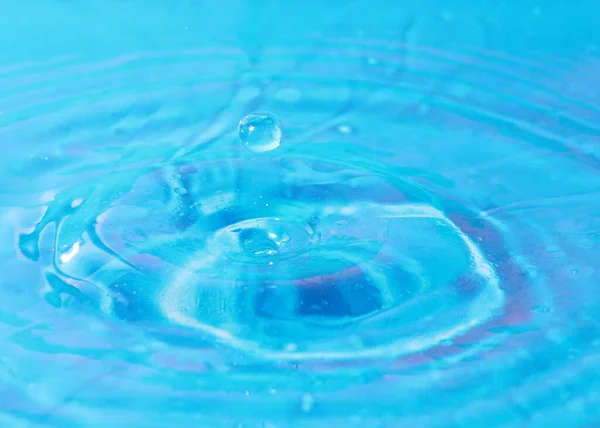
238;112;282;153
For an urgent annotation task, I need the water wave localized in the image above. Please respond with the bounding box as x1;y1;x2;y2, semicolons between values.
1;36;600;426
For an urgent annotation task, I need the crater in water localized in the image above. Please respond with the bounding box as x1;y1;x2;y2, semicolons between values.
17;154;504;360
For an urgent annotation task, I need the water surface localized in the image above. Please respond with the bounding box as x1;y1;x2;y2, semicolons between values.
1;1;600;427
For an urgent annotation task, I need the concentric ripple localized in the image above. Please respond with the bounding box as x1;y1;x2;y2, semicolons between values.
2;7;600;426
24;155;501;361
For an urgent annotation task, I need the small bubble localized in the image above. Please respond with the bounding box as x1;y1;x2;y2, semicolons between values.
238;112;282;153
301;393;315;413
174;187;188;196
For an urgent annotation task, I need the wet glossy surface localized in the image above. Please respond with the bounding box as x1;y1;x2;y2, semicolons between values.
1;1;600;427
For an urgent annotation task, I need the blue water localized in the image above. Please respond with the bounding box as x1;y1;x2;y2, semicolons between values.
1;1;600;427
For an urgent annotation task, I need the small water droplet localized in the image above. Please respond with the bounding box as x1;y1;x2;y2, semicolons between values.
238;112;282;153
174;187;188;196
301;393;315;413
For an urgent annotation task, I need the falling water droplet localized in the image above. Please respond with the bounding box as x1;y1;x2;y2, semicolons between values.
238;112;282;153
